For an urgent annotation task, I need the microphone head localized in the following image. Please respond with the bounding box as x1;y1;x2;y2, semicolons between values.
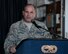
31;19;35;23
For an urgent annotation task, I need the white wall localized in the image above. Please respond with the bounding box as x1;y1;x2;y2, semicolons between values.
65;0;68;38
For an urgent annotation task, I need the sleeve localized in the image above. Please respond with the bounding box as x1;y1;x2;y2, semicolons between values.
43;24;53;39
35;20;53;39
4;24;18;54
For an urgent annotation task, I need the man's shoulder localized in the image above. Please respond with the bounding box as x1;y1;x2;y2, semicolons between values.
10;20;22;28
35;20;48;29
35;20;45;26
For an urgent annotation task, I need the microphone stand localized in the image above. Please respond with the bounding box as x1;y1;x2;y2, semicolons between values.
32;21;64;39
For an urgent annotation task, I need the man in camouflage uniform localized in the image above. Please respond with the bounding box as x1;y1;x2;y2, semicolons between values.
4;4;52;54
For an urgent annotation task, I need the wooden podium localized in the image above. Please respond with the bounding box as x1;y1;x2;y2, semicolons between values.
16;39;68;54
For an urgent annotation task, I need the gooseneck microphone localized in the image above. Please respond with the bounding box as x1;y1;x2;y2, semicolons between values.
32;21;63;39
32;21;49;32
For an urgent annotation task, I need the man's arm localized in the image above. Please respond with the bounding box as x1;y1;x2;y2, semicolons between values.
4;24;18;54
35;20;53;39
43;24;53;39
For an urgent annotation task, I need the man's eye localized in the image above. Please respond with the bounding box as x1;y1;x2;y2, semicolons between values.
25;11;28;13
30;12;33;13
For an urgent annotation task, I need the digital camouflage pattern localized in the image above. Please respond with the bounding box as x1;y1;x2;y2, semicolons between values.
4;19;52;54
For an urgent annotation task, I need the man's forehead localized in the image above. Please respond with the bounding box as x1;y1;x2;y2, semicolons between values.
25;5;35;9
23;4;36;10
24;6;36;12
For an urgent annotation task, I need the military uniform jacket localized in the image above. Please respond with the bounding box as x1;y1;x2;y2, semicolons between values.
4;19;52;54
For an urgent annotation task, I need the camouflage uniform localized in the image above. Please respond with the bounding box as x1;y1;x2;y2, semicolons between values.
4;19;52;54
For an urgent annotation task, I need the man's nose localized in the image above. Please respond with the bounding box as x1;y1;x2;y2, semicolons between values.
27;12;31;16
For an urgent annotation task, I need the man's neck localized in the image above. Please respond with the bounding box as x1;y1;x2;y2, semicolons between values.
23;20;32;30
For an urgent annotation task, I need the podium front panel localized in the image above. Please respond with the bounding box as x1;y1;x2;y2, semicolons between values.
16;39;68;54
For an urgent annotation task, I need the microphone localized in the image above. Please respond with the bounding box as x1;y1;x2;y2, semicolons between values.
32;20;41;28
32;21;63;39
32;21;49;32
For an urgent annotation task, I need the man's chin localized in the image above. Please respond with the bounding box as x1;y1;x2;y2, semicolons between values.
25;20;32;23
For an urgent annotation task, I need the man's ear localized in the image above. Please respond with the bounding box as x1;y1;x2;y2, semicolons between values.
22;11;24;15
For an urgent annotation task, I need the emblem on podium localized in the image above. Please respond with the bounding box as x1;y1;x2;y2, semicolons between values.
41;45;58;53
